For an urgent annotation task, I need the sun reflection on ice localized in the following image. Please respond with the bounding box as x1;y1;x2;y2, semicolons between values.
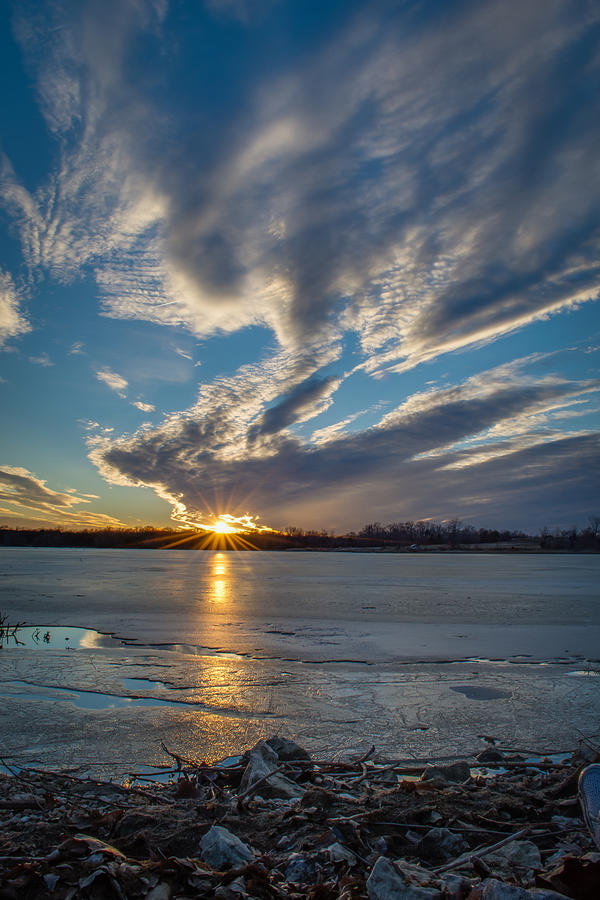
210;552;229;604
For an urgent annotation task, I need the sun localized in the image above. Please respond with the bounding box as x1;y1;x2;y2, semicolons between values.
211;518;239;534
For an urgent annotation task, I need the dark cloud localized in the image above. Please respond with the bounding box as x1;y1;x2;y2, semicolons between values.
92;364;600;530
248;375;340;440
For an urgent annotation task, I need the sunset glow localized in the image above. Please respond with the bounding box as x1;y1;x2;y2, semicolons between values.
211;518;239;535
0;0;598;535
203;514;275;535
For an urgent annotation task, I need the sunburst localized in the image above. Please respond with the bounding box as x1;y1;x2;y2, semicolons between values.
211;517;239;534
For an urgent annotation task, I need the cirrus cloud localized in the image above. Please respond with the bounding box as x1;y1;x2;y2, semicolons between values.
2;0;598;368
0;270;29;348
0;465;127;528
96;367;128;398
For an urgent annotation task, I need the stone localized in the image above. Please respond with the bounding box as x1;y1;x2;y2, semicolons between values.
146;884;171;900
442;873;472;900
486;839;542;880
550;815;582;830
266;736;312;761
327;841;357;865
239;740;305;800
285;852;320;884
477;749;506;763
420;761;470;783
214;877;248;898
366;857;442;899
475;878;570;898
416;827;467;864
544;843;581;867
199;825;253;870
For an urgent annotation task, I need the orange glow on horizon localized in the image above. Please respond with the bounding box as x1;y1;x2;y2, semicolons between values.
211;517;239;534
200;512;275;535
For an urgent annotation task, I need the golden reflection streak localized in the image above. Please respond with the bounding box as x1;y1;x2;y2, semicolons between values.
210;552;229;603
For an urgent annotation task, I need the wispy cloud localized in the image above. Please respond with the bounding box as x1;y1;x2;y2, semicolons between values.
0;465;127;528
96;367;128;398
29;352;54;367
132;400;155;412
3;0;598;372
0;269;29;348
311;406;378;445
69;341;85;355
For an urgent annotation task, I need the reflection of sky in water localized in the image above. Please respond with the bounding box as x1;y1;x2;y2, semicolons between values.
3;680;178;709
3;679;228;711
122;677;169;690
0;626;123;650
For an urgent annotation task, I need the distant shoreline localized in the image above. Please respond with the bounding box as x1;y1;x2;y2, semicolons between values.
3;522;598;553
0;535;597;553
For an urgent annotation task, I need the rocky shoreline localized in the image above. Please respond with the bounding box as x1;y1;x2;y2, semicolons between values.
0;737;598;899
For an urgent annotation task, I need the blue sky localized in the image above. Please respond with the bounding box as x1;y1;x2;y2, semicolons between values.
0;0;599;534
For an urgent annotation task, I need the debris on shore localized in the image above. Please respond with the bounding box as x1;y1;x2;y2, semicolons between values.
1;737;599;899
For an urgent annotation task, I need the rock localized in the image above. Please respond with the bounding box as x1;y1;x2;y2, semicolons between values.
486;839;542;880
199;825;253;870
550;815;582;830
239;740;305;800
366;857;442;899
475;878;570;898
327;841;357;865
266;736;311;761
477;749;505;763
535;852;600;898
420;761;470;783
415;827;467;864
544;842;582;867
285;852;320;884
442;873;472;899
146;884;172;900
527;892;572;899
300;786;336;810
392;860;442;888
214;877;248;898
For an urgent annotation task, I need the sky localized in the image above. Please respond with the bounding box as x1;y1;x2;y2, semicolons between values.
0;0;599;535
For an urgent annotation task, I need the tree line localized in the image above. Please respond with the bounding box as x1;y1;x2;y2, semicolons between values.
354;518;600;550
0;518;598;550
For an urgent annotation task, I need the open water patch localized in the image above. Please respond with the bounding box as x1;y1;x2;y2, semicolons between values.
1;679;281;717
0;625;136;651
451;685;512;700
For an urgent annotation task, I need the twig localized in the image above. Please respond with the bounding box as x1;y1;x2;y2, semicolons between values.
128;768;180;776
357;745;376;764
0;856;50;863
435;827;529;873
479;760;571;771
24;766;175;805
160;742;243;775
495;746;572;756
0;758;45;810
160;742;209;770
575;730;600;755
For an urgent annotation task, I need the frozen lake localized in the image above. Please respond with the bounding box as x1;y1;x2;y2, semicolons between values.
1;549;599;776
